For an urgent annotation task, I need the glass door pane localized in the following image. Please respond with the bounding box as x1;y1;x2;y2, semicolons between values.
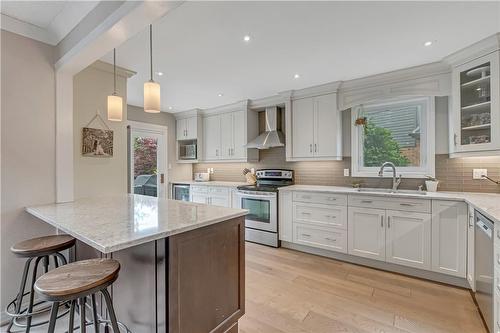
460;62;491;145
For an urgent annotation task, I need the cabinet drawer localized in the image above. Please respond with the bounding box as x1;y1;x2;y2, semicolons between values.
191;185;208;194
293;203;347;229
293;223;347;253
293;192;347;206
208;186;230;196
348;195;430;213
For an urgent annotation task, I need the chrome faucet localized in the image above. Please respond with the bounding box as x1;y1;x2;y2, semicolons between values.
378;162;402;191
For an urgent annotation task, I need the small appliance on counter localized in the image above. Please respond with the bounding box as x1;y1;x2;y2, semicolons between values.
194;172;210;182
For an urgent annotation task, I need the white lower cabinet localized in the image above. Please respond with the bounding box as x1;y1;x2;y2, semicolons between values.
294;223;347;253
348;207;386;261
385;210;431;270
431;200;467;278
279;191;293;242
190;185;231;208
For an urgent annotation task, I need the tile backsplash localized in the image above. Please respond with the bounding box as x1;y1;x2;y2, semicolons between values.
193;148;500;193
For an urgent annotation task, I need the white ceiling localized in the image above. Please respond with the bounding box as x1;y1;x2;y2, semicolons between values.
0;1;99;45
103;1;500;113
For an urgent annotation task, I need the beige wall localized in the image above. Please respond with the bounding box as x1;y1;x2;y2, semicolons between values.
1;30;57;320
127;104;192;183
73;63;128;198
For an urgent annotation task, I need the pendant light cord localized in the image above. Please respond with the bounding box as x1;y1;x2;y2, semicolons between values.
113;48;117;94
149;24;153;81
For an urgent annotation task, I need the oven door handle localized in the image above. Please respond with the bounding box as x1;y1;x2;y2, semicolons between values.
235;192;277;199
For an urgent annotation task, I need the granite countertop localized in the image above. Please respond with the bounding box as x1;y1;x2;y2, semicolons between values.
26;194;247;253
171;180;248;187
279;185;500;223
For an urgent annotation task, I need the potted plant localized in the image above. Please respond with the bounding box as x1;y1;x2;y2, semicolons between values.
425;175;439;192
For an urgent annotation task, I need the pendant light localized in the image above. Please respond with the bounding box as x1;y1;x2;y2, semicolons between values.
107;48;123;121
144;24;161;113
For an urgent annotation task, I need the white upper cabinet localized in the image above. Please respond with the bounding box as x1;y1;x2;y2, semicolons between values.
290;92;342;161
202;107;258;162
203;115;221;160
449;45;500;157
176;116;199;140
431;200;467;278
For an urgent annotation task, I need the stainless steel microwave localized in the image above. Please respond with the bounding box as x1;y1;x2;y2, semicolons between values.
179;143;196;160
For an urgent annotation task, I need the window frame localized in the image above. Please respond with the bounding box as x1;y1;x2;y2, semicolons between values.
351;97;435;179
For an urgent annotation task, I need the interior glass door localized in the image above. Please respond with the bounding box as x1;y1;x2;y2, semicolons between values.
129;126;166;198
459;61;492;146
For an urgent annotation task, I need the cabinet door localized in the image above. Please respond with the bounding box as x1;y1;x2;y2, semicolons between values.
467;205;475;290
291;97;314;158
220;113;233;159
386;210;431;270
176;118;186;140
185;116;198;140
348;207;386;261
191;193;208;204
431;200;467;277
314;93;341;158
231;110;246;159
452;52;500;153
279;191;293;242
203;115;221;160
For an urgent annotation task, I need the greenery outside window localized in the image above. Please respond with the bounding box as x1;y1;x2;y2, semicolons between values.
351;97;435;178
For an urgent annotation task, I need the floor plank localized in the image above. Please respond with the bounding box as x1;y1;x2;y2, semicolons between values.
241;242;487;333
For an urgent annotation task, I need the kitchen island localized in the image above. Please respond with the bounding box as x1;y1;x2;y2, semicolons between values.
26;194;247;333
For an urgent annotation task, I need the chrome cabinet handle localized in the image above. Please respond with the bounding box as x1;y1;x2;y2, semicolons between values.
301;212;311;215
454;133;458;146
328;197;336;201
361;200;373;204
400;203;415;207
309;144;313;153
325;215;336;219
314;143;317;153
325;237;336;242
388;216;391;228
216;149;218;156
380;215;384;227
228;148;231;156
302;233;311;237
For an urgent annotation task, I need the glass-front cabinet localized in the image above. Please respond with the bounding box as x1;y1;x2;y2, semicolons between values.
452;51;500;154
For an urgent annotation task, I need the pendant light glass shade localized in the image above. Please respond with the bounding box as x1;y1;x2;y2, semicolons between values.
107;48;123;121
144;24;161;113
107;94;123;121
144;80;161;113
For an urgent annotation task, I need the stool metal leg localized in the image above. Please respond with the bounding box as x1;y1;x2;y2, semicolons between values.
79;297;86;333
43;256;49;273
68;299;76;333
101;289;120;333
91;294;100;333
25;256;43;333
6;258;33;332
55;252;68;265
47;301;59;333
53;254;59;269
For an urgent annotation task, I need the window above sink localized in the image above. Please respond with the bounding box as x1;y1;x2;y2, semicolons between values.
351;97;435;178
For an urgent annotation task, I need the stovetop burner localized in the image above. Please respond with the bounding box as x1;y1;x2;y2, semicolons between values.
237;169;294;193
237;184;284;193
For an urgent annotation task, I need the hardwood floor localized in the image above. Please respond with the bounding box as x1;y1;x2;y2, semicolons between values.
240;242;487;333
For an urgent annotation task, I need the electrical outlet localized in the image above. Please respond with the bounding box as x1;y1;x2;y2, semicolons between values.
343;169;350;177
473;169;487;180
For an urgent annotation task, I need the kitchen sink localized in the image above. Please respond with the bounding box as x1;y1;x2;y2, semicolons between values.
356;188;427;195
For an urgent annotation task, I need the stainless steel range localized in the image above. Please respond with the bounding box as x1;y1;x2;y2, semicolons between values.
234;169;294;247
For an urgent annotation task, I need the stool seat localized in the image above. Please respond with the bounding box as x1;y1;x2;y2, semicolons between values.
35;259;120;301
11;235;75;257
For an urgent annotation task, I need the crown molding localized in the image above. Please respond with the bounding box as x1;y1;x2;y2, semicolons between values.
249;95;286;109
1;14;55;45
289;81;341;100
173;109;202;119
444;32;500;66
90;60;136;78
200;100;249;116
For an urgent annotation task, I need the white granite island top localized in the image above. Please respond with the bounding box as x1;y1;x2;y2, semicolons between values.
280;185;500;223
26;194;247;253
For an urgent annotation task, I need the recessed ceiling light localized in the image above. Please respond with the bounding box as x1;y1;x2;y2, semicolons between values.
294;74;300;79
424;41;433;47
218;93;224;97
156;71;164;76
243;35;251;42
168;106;173;110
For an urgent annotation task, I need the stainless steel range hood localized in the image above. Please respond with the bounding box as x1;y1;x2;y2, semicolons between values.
246;106;285;149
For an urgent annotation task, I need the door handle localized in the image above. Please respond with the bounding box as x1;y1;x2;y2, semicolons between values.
380;215;384;227
309;144;313;153
399;203;415;207
314;143;317;153
301;233;311;237
216;149;218;157
361;200;373;204
388;216;391;228
454;133;457;146
325;237;337;242
160;174;165;184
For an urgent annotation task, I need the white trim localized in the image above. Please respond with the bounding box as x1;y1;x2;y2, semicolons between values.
351;97;435;179
128;121;168;198
200;100;249;115
444;32;500;67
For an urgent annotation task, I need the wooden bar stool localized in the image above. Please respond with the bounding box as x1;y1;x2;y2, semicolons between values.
6;235;75;332
35;258;127;333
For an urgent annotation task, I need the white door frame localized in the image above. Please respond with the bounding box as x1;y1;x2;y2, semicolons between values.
128;121;168;198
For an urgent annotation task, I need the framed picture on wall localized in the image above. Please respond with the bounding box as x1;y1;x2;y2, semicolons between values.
82;127;114;157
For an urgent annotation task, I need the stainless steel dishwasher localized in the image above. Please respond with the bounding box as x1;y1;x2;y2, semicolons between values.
475;210;494;332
